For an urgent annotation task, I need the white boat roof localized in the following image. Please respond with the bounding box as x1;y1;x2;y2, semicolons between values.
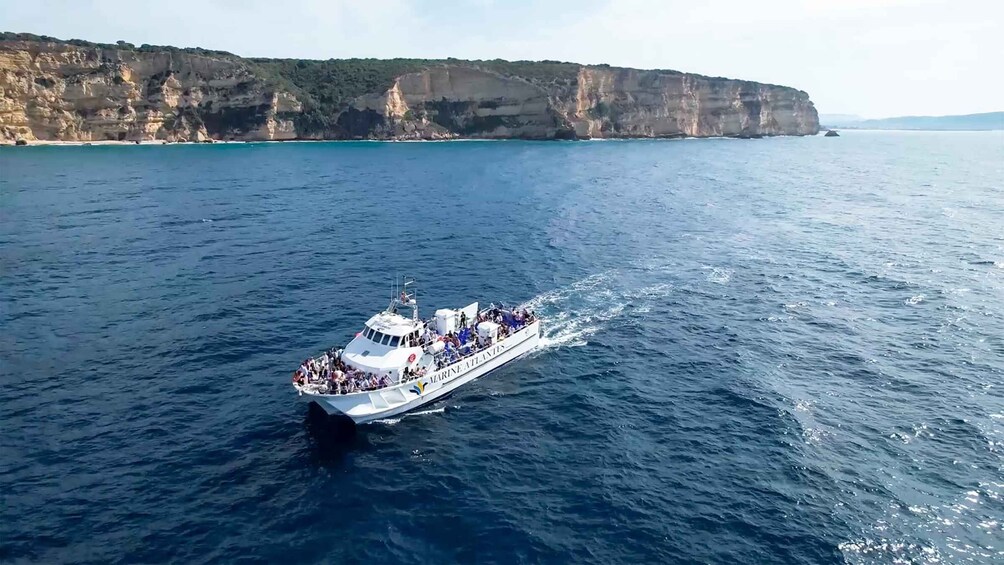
365;311;421;336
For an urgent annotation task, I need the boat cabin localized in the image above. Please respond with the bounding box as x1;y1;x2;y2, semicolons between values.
341;311;425;378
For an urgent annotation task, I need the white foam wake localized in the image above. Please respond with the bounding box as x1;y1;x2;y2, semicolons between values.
372;406;447;425
411;407;446;416
519;270;671;353
518;272;623;351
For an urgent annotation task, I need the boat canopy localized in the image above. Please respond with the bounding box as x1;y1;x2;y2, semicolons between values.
364;311;421;337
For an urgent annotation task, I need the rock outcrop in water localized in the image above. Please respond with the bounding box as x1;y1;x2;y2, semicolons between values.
1;33;819;143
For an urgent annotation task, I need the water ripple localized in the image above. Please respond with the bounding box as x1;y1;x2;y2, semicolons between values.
2;133;1002;564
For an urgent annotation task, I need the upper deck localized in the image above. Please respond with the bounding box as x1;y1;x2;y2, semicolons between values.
364;311;422;339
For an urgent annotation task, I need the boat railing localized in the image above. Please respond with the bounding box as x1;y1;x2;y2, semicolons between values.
426;314;537;370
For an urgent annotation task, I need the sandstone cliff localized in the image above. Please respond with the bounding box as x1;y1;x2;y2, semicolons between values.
1;34;818;143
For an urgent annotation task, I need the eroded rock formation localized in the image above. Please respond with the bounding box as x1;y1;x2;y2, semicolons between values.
1;35;818;143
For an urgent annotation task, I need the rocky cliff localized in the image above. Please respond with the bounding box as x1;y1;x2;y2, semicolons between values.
1;34;818;143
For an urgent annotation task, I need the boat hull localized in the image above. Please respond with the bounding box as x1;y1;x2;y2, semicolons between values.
302;321;539;424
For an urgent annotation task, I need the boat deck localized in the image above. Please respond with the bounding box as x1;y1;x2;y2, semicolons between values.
294;307;537;396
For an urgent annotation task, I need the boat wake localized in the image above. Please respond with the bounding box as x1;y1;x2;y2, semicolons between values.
520;272;624;351
372;406;447;425
521;270;671;353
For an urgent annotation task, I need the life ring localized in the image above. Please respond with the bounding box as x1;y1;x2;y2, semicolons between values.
407;353;417;363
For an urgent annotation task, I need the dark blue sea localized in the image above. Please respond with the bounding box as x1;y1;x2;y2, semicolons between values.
2;132;1003;564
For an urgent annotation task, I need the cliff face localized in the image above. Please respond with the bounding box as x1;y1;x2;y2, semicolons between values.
353;66;818;140
0;38;300;143
351;66;570;140
565;67;818;138
0;36;818;143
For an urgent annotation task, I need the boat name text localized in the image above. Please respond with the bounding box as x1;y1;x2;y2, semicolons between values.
431;342;508;383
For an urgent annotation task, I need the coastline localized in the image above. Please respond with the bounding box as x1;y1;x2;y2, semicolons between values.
1;133;827;148
5;129;995;148
1;139;239;147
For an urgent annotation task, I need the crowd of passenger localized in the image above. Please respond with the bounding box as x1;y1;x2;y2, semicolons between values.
293;306;537;395
430;307;537;370
292;348;393;395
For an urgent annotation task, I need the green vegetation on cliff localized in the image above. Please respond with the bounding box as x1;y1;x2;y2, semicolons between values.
0;32;236;57
250;58;580;135
250;58;429;133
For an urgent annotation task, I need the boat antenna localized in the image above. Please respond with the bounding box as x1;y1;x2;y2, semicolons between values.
404;277;418;320
386;275;418;320
387;275;397;314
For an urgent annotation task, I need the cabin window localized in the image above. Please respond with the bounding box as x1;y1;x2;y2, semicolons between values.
389;335;400;347
380;333;392;346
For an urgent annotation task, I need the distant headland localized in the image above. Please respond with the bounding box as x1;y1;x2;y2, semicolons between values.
820;112;1003;131
0;32;819;144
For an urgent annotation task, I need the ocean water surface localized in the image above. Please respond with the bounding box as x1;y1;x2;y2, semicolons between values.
1;132;1003;564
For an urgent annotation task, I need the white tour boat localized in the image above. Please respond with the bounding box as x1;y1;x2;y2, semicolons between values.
292;280;541;424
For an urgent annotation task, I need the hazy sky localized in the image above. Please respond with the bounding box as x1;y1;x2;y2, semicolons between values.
5;0;1002;117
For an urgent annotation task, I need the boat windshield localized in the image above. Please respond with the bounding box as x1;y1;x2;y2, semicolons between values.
364;327;406;347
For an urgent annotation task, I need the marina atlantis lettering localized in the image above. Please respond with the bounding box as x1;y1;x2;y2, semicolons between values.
431;342;508;383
